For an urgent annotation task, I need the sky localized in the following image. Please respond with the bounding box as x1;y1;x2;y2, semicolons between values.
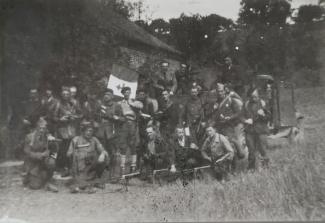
128;0;320;21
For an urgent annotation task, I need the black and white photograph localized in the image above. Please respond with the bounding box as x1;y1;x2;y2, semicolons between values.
0;0;324;222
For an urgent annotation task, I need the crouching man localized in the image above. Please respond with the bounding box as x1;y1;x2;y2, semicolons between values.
169;126;201;185
67;121;109;193
23;118;58;192
201;125;234;181
170;126;201;171
140;126;171;183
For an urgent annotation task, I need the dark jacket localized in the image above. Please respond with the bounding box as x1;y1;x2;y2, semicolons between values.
242;99;270;134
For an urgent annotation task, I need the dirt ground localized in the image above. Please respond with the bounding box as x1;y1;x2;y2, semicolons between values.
0;87;324;223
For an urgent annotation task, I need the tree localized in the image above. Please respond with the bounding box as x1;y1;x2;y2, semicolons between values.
295;5;324;23
238;0;291;27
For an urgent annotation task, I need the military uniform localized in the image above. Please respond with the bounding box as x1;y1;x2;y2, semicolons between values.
118;98;143;171
67;135;107;188
41;96;59;134
212;96;246;159
221;64;245;97
141;136;170;181
23;131;57;189
184;97;204;144
54;100;82;170
156;70;178;95
158;100;183;138
82;99;99;122
138;97;159;155
243;98;270;170
94;100;123;178
170;135;200;170
201;132;234;180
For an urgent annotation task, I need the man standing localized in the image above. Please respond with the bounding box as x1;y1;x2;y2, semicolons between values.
158;90;184;139
118;86;143;174
221;56;245;97
95;88;123;178
67;121;108;193
21;88;43;132
136;88;159;160
155;61;178;96
184;86;205;145
41;87;59;135
212;83;246;160
82;91;100;122
242;88;270;170
54;86;82;176
23;118;58;192
15;88;43;158
201;125;234;181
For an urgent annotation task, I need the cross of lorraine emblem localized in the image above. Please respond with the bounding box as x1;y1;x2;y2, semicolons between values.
116;83;126;91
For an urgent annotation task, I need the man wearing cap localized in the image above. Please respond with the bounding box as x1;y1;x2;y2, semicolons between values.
23;118;59;192
54;86;83;176
184;86;205;145
242;88;270;170
67;121;109;193
94;88;123;178
118;86;143;174
211;83;246;160
201;125;234;181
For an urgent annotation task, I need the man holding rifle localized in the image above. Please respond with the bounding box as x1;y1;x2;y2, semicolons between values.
201;125;234;181
23;118;59;192
212;83;246;160
54;86;82;177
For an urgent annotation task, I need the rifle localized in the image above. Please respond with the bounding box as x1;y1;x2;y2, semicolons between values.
120;171;141;192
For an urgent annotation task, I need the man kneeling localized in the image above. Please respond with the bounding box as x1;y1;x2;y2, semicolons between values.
201;125;234;181
140;126;171;183
67;121;108;193
23;118;58;192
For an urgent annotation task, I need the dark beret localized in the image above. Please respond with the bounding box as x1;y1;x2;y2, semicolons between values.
121;86;131;94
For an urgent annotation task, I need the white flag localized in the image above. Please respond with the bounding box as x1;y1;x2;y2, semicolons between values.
107;64;139;99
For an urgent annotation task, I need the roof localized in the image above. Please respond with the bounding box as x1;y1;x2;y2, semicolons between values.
106;11;182;56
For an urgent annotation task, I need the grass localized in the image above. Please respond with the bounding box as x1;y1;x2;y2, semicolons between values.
134;87;325;222
0;87;324;222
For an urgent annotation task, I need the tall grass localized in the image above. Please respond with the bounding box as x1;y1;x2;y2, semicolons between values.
135;93;325;221
141;136;324;221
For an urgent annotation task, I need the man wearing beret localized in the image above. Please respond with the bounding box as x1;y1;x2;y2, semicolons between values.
118;86;143;175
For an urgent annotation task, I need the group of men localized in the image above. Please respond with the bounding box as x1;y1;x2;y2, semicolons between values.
18;57;271;193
